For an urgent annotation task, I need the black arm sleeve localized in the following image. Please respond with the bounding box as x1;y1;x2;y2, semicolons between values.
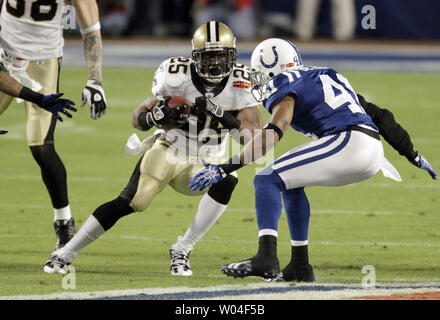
357;94;417;164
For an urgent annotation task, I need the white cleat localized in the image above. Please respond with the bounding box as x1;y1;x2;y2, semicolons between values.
169;236;193;276
43;250;75;274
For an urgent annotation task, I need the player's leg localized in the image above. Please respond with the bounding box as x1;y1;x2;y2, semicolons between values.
43;139;172;273
25;58;76;250
221;165;283;279
271;130;383;281
279;187;315;282
168;160;238;276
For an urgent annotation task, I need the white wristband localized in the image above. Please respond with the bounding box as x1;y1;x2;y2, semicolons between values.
80;22;101;35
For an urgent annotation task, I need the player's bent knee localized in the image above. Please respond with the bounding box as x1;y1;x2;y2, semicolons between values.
208;175;238;205
92;197;135;231
253;168;284;192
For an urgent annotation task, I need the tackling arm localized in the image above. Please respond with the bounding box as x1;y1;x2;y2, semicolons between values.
233;106;263;144
233;95;293;166
189;95;295;191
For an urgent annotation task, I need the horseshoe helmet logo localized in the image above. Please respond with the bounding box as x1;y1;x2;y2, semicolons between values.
260;46;278;68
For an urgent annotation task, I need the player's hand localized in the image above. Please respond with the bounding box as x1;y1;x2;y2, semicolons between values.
189;162;226;191
81;80;107;120
146;97;189;127
0;130;7;135
194;96;224;118
39;93;77;122
412;152;437;180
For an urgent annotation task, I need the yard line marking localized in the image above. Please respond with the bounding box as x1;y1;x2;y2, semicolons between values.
0;203;432;216
1;173;438;189
3;232;438;248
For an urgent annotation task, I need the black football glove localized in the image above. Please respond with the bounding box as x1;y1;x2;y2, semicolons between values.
0;130;7;135
145;96;189;128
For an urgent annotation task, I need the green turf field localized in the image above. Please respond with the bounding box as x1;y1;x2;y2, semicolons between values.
0;68;439;296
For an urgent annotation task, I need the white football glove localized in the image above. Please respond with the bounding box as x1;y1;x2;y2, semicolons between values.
81;80;107;120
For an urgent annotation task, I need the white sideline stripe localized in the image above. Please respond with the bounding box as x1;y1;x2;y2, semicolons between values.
1;282;439;300
0;203;435;216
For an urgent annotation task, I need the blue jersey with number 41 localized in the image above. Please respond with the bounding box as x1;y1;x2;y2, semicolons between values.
263;67;378;139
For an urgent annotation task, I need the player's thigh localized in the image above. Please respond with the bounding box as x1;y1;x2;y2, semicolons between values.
25;58;61;146
272;131;383;189
0;90;14;116
169;161;206;196
169;158;238;196
125;140;177;211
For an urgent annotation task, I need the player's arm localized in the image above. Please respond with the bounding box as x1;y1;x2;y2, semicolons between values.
0;63;23;97
190;95;295;191
72;0;106;120
232;95;293;166
234;106;263;145
358;94;436;179
132;96;159;131
0;63;76;124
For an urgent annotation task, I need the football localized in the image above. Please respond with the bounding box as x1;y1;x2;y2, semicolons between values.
167;96;192;115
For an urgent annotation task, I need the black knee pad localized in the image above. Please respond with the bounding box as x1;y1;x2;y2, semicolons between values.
207;175;238;205
92;196;135;231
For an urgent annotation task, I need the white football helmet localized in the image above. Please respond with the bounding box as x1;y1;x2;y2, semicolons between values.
250;38;303;101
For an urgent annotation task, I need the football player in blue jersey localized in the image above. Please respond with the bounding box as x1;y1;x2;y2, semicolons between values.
190;38;437;282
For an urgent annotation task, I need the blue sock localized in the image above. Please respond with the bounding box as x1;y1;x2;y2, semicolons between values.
253;167;285;232
282;187;310;243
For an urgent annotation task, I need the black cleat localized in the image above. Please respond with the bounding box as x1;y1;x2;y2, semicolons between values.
272;261;315;282
53;218;77;250
221;254;280;279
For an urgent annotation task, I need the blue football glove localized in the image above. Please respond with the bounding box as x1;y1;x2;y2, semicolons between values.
0;130;7;135
39;93;77;122
189;163;227;191
414;152;437;180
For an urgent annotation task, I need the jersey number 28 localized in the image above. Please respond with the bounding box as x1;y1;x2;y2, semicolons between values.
6;0;58;21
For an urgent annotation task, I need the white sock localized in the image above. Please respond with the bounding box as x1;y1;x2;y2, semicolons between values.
181;194;227;248
54;205;72;222
62;215;105;256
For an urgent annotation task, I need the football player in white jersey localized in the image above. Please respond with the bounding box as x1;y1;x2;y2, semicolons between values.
43;21;263;276
0;0;106;251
